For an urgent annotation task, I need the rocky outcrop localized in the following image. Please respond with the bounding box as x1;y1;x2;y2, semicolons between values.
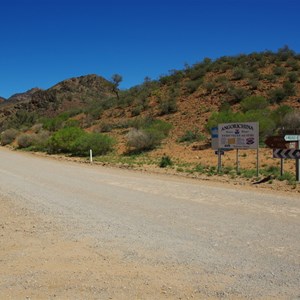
0;74;114;118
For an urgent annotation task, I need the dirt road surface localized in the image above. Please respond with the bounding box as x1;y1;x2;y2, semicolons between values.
0;147;299;299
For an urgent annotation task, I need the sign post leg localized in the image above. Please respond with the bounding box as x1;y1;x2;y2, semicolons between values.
256;147;259;177
217;149;222;173
280;158;284;176
296;141;300;182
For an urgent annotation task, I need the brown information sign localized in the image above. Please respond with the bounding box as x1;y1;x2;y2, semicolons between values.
265;136;297;149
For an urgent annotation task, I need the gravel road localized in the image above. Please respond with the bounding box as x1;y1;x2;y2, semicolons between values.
0;147;299;299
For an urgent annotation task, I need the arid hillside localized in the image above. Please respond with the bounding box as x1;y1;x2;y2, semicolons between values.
1;47;300;186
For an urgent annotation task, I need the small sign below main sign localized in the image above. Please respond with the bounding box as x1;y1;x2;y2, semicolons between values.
215;150;224;155
284;135;300;141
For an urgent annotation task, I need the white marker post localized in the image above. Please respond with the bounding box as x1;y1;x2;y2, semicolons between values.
90;149;93;163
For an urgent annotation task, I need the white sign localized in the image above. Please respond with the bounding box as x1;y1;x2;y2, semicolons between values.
284;135;300;141
218;122;259;149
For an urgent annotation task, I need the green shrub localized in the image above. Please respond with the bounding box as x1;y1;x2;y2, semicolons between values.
278;172;295;183
159;99;177;115
270;105;293;128
159;155;173;168
203;81;216;94
287;72;298;82
1;129;19;145
268;88;287;103
248;79;260;90
240;96;269;112
283;81;296;96
232;67;247;80
47;127;85;154
273;66;286;76
264;74;277;83
131;105;143;116
219;101;231;112
206;110;243;131
146;119;172;137
228;87;250;103
194;164;206;173
243;109;276;139
72;133;115;156
185;78;203;93
97;122;113;132
42;115;66;131
178;129;205;143
7;110;38;129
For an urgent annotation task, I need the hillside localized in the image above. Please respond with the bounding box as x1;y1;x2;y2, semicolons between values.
0;74;114;122
1;47;300;187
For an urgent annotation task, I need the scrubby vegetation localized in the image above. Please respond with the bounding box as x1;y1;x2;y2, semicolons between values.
1;46;300;184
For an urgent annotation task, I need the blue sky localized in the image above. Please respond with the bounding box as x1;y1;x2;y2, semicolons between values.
1;0;299;98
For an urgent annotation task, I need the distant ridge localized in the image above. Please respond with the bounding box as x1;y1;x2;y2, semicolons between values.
8;88;42;103
0;74;114;118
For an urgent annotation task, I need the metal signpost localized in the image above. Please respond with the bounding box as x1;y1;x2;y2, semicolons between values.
211;127;222;172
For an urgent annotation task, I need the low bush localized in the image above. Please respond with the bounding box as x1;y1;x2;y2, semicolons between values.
47;127;85;154
47;127;115;156
72;133;115;156
287;72;298;82
16;133;35;148
282;111;300;130
228;86;250;103
185;78;203;93
283;81;296;96
240;96;269;112
126;128;157;151
178;129;205;143
126;119;172;152
232;67;247;80
32;130;51;151
1;128;19;145
159;99;177;115
273;66;286;76
268;88;287;103
159;155;173;168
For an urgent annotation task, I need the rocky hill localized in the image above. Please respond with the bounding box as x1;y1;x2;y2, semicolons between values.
0;74;114;121
0;96;6;103
7;88;42;103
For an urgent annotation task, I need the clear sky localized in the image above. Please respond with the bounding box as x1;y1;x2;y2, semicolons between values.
1;0;299;98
